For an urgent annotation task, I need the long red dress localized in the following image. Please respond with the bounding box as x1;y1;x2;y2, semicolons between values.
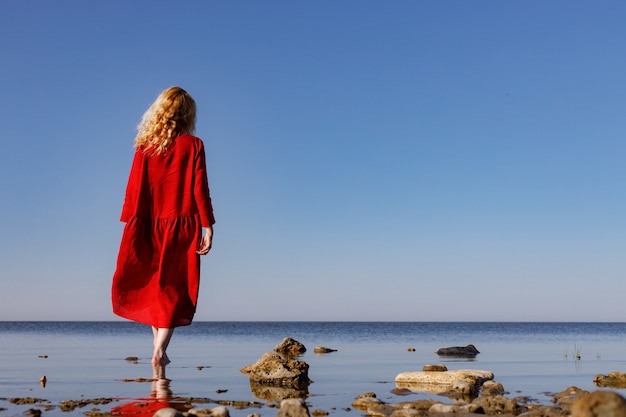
112;134;215;328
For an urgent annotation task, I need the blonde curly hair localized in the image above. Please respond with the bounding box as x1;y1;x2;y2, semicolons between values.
134;86;197;155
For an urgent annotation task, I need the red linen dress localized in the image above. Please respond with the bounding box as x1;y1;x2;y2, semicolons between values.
112;134;215;328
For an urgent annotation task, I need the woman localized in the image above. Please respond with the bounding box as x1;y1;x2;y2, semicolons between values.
112;87;215;366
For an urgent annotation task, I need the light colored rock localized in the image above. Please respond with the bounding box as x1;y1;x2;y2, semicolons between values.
422;364;447;372
428;402;483;414
393;399;438;411
241;352;310;388
366;404;396;417
553;386;590;407
389;409;424;417
352;393;385;410
521;405;570;417
428;403;457;413
276;398;310;417
571;390;626;417
153;408;185;417
472;394;521;415
593;372;626;389
313;346;337;354
395;369;493;396
481;380;505;396
274;338;306;356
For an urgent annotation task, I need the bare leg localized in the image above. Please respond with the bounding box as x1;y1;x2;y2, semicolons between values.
152;327;174;366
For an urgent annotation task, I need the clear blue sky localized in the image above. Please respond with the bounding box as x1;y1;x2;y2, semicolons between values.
1;1;625;321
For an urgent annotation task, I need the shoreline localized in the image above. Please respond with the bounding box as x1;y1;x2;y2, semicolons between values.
5;359;626;417
4;382;626;416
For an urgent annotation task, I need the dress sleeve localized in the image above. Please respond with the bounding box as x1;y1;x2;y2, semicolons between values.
194;141;216;227
120;150;141;223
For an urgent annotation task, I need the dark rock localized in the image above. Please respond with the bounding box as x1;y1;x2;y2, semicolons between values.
435;344;480;357
9;398;49;405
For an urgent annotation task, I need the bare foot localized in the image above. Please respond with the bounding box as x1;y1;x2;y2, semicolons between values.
151;350;171;366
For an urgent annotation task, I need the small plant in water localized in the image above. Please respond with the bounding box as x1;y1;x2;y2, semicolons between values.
563;348;568;360
573;344;581;360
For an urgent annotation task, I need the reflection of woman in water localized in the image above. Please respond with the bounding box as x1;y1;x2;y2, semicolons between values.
112;87;215;365
151;364;172;399
110;365;173;416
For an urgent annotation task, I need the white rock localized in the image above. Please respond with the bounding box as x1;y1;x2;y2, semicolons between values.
395;369;494;395
276;398;310;417
153;408;185;417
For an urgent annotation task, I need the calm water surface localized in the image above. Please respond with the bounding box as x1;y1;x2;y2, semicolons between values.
1;322;626;416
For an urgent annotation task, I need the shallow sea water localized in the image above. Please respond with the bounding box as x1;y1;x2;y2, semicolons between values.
1;322;626;416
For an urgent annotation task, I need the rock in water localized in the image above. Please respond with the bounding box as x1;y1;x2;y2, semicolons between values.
276;398;310;417
274;338;307;356
422;364;447;372
593;372;626;388
153;408;185;417
241;352;311;388
435;344;480;357
571;390;626;417
395;369;493;397
313;346;337;354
